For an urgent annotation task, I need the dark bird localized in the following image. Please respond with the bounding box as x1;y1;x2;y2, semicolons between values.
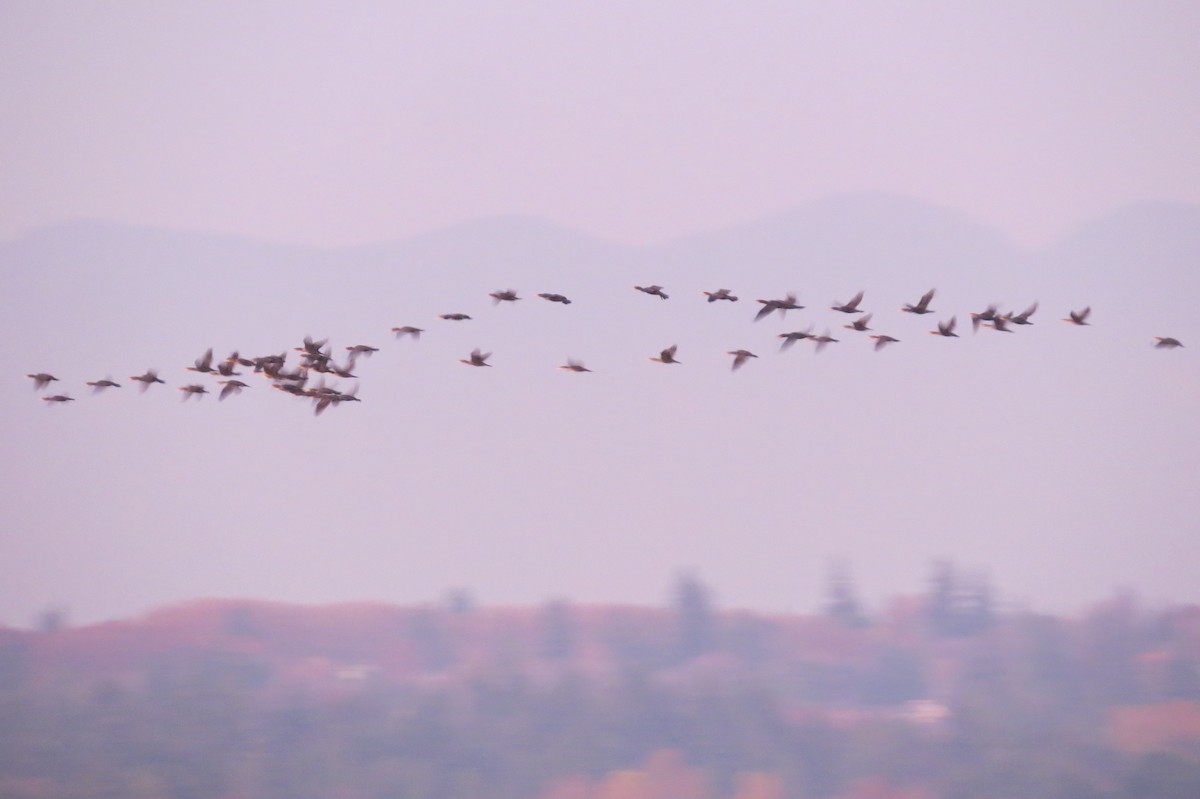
901;288;936;314
459;348;493;367
490;289;520;304
1009;302;1038;325
986;314;1014;333
831;291;865;313
537;293;572;304
27;373;58;390
844;313;873;332
314;385;359;416
217;380;249;401
187;348;216;373
439;313;472;321
703;288;738;303
778;328;815;351
649;344;680;364
970;304;999;332
931;317;959;337
346;344;379;357
811;331;838;353
1063;307;1091;325
42;394;74;403
754;293;803;321
727;349;758;370
392;326;424;339
558;359;592;372
634;285;669;300
129;369;165;391
215;353;242;377
870;335;900;351
86;377;122;392
1154;337;1184;349
179;384;208;400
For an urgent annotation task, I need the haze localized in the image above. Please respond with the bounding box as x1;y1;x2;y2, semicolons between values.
2;3;1198;626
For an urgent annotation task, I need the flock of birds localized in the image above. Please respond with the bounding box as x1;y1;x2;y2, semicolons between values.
25;285;1186;414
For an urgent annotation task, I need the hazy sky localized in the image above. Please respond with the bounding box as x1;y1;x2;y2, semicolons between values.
3;3;1199;628
2;1;1200;247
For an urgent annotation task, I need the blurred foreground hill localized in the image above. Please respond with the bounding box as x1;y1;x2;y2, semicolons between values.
3;572;1200;799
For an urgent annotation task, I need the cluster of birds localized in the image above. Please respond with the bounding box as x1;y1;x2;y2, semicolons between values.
25;285;1185;412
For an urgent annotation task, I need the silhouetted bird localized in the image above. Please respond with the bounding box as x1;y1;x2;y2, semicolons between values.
186;348;216;374
634;285;669;300
86;377;121;392
27;373;58;390
218;380;249;401
811;331;839;353
537;293;572;304
727;349;758;370
649;344;680;364
42;394;74;403
778;329;815;351
460;348;492;366
901;288;936;314
1063;307;1091;325
870;335;900;351
1154;337;1184;349
931;317;958;337
129;369;165;391
346;345;378;357
392;326;424;339
558;359;592;372
831;291;865;313
1009;302;1038;325
489;289;520;304
439;313;472;321
179;384;208;400
970;304;999;332
844;313;873;332
986;315;1014;333
703;288;738;302
754;293;803;321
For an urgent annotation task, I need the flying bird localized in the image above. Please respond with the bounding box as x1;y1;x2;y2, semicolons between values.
970;304;999;332
558;359;592;372
345;344;379;357
811;331;838;353
537;293;572;304
217;380;249;401
392;326;424;339
703;288;738;302
754;293;803;321
179;384;209;400
439;313;472;321
870;335;900;351
727;349;758;371
901;288;936;314
931;317;958;337
778;329;815;351
831;291;865;313
460;348;493;367
844;313;873;332
187;348;216;373
634;285;669;300
489;289;520;304
41;394;74;403
649;345;680;364
86;377;122;392
1063;307;1091;326
27;373;58;390
129;369;165;391
1009;302;1038;325
1154;337;1184;349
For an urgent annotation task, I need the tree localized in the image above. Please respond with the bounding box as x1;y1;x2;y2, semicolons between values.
672;572;715;661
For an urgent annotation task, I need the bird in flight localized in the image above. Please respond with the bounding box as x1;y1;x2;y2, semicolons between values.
27;373;58;390
649;345;681;364
754;293;803;321
901;289;936;314
811;331;839;353
727;349;758;371
870;335;900;351
558;359;592;372
439;313;472;321
489;289;520;304
187;348;216;374
129;369;165;391
179;384;209;400
931;317;958;337
634;285;669;300
844;313;873;332
778;328;815;351
1154;337;1184;349
831;291;865;313
460;348;493;366
218;380;249;401
703;288;738;303
1009;302;1038;326
392;326;424;339
86;377;122;392
537;293;572;304
1062;307;1091;326
970;304;999;332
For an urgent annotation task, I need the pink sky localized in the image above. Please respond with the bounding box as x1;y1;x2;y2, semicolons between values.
2;1;1199;247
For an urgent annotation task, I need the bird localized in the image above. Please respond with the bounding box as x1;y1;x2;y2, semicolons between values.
392;326;424;339
870;335;900;351
217;380;249;401
811;331;839;353
986;315;1014;333
901;288;936;314
215;354;242;377
1154;337;1184;349
931;317;958;337
1063;307;1091;326
439;313;472;321
179;384;208;400
558;359;592;372
844;313;873;332
537;293;572;304
649;345;680;364
345;345;379;357
754;293;803;321
27;373;58;390
778;329;815;351
41;394;74;403
489;289;520;304
634;285;669;300
460;348;492;366
186;348;216;374
970;304;999;332
86;377;122;392
703;288;738;303
831;291;865;313
129;369;165;391
1009;302;1038;325
727;349;758;371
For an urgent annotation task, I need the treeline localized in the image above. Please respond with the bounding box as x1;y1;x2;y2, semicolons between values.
2;565;1200;798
